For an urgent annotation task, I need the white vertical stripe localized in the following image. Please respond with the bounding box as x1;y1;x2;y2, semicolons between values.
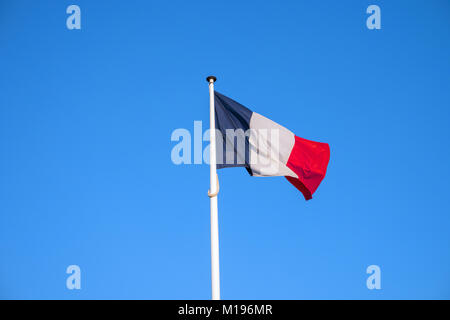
248;112;298;178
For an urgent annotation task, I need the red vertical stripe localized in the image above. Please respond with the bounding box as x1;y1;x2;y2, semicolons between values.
285;136;330;200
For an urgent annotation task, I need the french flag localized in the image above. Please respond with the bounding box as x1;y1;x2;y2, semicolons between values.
214;92;330;200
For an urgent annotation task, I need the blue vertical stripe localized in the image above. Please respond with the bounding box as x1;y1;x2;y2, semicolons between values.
214;92;253;171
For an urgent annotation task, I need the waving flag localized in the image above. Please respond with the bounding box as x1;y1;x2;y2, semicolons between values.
214;91;330;200
205;76;330;300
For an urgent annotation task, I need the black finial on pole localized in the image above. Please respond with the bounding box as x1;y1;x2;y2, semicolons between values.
206;76;217;83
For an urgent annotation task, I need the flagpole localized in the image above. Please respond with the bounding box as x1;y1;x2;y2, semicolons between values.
206;75;220;300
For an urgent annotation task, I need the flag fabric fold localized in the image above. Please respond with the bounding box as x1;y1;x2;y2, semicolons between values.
214;91;330;200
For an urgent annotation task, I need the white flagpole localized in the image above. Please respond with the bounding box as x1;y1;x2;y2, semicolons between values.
206;75;221;300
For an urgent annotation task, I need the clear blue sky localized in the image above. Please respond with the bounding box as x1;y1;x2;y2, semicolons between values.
1;1;449;299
